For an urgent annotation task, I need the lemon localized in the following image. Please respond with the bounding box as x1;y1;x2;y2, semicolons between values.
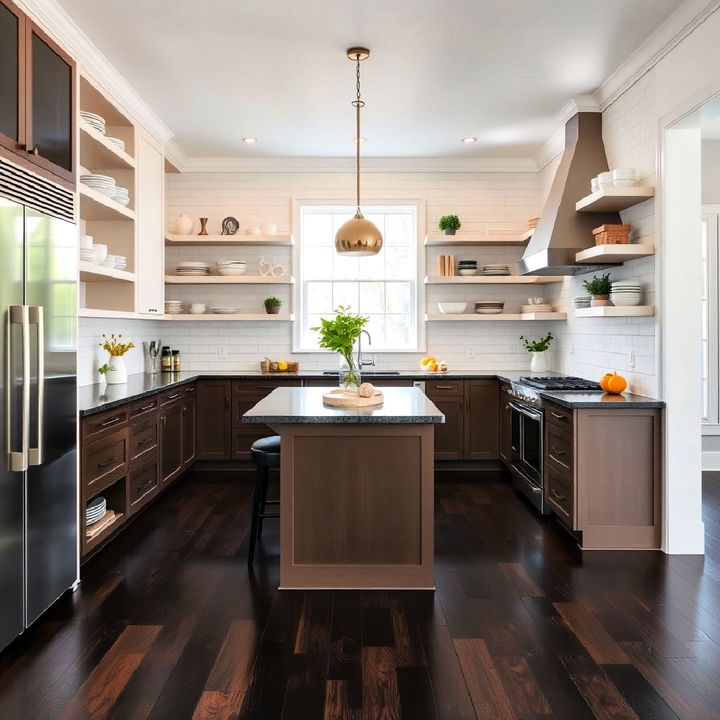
278;361;288;371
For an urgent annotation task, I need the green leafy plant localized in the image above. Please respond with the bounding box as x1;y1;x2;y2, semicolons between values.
438;214;461;232
312;306;369;389
582;273;612;296
97;362;112;376
520;332;554;353
264;296;282;309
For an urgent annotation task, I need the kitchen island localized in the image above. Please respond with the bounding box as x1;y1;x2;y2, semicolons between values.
243;386;444;590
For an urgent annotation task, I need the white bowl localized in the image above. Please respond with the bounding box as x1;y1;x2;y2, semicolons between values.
261;223;277;235
598;171;614;186
217;267;247;276
438;302;469;314
613;178;637;187
93;243;108;263
458;268;477;276
80;234;93;249
611;295;642;307
591;177;600;193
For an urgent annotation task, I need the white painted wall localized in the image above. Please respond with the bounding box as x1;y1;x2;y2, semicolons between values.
702;140;720;203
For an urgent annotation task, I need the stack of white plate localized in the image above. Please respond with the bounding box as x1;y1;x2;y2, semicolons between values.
80;173;116;198
211;306;239;314
86;496;107;526
475;301;504;315
216;260;247;277
610;281;643;306
175;261;210;276
165;300;183;314
482;264;511;276
80;247;96;263
101;254;118;268
521;304;553;313
113;186;130;206
114;255;127;270
107;137;125;152
573;295;591;308
80;111;106;135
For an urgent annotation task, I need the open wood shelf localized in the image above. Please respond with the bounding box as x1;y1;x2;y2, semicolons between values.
165;233;294;246
424;233;527;247
574;306;654;318
79;120;135;170
79;262;136;283
426;312;567;322
575;187;655;213
161;313;294;322
165;275;294;285
79;184;135;221
520;229;535;242
574;244;655;264
425;275;562;285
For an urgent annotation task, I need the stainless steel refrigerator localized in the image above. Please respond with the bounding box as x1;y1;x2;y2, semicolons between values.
0;188;78;651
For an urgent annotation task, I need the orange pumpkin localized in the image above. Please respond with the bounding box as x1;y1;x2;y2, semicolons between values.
599;372;614;392
605;372;627;394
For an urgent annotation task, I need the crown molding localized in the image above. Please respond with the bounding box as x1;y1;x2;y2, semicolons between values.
16;0;173;144
595;0;720;111
172;155;539;174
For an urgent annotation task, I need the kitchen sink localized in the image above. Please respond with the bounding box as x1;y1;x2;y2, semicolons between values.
321;370;401;376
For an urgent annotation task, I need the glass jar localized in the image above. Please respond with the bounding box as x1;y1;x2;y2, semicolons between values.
172;349;181;372
161;346;172;373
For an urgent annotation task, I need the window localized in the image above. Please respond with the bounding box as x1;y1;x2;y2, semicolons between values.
295;204;421;352
702;209;719;425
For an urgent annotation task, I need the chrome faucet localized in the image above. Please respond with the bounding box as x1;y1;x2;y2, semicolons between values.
358;330;375;368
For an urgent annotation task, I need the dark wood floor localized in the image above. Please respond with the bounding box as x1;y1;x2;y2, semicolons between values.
1;472;720;720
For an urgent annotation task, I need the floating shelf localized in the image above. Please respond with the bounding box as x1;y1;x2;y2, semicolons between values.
574;244;655;264
79;185;135;221
165;275;294;285
576;187;655;213
574;306;655;318
426;312;567;322
79;262;136;283
78;308;139;319
520;229;535;242
79;120;135;170
165;233;294;246
425;233;527;247
162;313;294;322
425;275;562;285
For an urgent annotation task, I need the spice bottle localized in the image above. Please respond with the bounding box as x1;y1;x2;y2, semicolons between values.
161;346;172;373
172;349;181;372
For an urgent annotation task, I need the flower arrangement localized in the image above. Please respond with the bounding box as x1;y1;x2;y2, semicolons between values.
520;332;554;353
313;306;368;390
99;333;135;356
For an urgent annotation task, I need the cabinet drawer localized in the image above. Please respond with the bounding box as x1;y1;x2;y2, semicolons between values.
545;465;574;527
424;380;463;397
129;416;159;468
130;396;158;422
158;387;186;406
128;457;160;514
82;429;129;498
82;406;129;442
546;421;573;475
545;402;573;431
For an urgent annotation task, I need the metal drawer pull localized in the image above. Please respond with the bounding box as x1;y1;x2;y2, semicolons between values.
166;393;181;401
138;436;154;447
550;488;566;502
551;446;567;456
434;385;454;390
550;411;566;420
97;455;118;469
98;416;121;428
138;404;155;412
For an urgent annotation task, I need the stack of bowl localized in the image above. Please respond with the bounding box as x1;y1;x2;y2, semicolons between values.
482;264;510;276
610;281;643;306
572;295;591;309
114;255;127;271
457;260;477;276
216;260;247;276
165;300;183;314
175;261;210;276
474;301;504;315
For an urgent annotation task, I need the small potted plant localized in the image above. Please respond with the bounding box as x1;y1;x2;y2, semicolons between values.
97;363;111;384
313;306;369;390
99;333;135;384
264;296;282;315
438;214;461;236
520;332;554;373
583;272;612;307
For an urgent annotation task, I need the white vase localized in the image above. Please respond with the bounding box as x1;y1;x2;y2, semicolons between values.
530;351;549;373
176;214;193;235
106;355;128;384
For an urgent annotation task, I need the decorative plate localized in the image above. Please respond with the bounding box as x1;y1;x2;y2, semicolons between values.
221;216;239;235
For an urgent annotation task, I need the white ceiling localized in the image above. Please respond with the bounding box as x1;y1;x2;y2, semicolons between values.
58;0;683;158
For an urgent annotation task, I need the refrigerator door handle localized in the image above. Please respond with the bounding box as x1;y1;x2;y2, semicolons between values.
5;305;30;472
28;306;44;466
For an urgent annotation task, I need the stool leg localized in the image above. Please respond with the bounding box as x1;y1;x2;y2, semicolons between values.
257;469;270;539
248;464;267;567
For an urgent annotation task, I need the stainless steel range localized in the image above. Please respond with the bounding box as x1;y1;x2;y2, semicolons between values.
504;376;600;514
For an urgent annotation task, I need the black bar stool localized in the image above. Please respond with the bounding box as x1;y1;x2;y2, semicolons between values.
248;435;281;566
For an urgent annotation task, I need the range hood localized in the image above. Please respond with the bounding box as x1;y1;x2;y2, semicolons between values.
518;112;621;275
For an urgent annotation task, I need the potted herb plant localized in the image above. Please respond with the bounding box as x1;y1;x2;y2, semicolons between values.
520;332;554;373
264;296;282;315
99;333;135;384
438;214;461;236
583;272;612;307
313;306;369;390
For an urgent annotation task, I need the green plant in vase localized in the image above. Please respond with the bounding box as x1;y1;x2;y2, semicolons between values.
264;296;282;314
438;214;461;235
313;306;369;390
583;273;612;307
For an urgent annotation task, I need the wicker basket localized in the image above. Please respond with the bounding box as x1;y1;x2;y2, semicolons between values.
592;224;630;245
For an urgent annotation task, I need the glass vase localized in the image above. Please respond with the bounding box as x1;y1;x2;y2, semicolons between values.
338;354;361;391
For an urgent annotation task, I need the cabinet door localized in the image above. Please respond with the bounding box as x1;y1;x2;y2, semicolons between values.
196;381;231;460
429;397;464;460
464;380;500;460
499;388;512;467
160;402;183;484
181;396;196;469
0;0;25;156
136;129;164;315
25;22;75;184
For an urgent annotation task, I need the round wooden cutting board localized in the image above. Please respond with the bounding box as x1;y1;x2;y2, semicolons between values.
322;389;384;407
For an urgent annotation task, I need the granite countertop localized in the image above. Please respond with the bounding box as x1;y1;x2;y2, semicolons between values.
539;390;664;409
242;386;445;424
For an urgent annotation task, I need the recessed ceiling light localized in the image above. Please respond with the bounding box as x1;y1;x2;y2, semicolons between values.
242;137;258;144
353;136;367;143
462;136;477;144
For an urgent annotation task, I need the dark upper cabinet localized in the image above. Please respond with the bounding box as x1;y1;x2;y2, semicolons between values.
0;1;75;186
464;380;500;460
196;380;232;460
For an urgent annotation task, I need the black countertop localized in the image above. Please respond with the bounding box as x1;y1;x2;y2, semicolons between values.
78;370;664;416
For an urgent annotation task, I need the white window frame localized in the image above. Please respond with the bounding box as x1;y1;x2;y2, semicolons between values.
291;198;426;353
702;206;720;431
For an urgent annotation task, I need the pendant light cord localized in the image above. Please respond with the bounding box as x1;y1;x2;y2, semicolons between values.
352;54;365;217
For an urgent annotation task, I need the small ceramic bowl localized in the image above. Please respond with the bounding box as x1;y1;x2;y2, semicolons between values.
458;268;478;276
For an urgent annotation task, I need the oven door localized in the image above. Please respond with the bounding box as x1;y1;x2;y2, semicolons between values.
509;401;543;488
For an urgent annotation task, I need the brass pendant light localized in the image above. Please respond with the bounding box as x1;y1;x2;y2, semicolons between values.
335;48;383;256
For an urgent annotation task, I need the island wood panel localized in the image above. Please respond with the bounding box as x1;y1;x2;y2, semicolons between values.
280;424;434;589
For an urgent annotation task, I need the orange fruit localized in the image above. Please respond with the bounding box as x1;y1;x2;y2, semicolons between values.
605;372;627;394
420;356;436;368
427;361;438;372
599;372;614;392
